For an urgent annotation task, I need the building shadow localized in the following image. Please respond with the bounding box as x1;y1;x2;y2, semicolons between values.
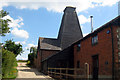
18;67;44;76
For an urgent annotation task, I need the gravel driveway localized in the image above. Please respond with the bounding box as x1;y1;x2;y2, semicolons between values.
16;62;54;80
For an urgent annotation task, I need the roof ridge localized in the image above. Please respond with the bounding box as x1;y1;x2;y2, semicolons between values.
39;37;57;40
72;15;120;45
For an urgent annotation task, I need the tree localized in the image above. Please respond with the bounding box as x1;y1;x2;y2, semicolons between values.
28;47;37;65
3;40;23;57
30;47;37;55
0;10;11;36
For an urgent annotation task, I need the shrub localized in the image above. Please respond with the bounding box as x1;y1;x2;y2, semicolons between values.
2;48;17;78
26;60;31;67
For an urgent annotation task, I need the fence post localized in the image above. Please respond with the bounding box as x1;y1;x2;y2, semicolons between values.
74;68;77;80
66;68;68;79
85;63;89;80
50;69;53;76
60;68;62;79
54;68;56;77
48;68;49;76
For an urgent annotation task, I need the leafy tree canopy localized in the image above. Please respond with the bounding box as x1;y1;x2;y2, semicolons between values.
3;39;23;57
28;47;37;65
30;47;37;54
0;10;11;36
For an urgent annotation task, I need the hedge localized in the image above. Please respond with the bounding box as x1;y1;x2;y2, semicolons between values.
2;48;17;78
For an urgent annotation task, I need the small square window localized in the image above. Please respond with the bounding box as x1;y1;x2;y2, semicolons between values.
77;43;81;51
105;61;108;65
92;35;98;45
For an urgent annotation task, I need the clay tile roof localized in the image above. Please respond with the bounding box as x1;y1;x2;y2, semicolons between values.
39;37;61;50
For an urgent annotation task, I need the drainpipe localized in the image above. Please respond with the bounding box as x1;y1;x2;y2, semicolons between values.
110;26;115;80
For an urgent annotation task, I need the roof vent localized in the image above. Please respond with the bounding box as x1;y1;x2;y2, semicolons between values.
64;6;76;12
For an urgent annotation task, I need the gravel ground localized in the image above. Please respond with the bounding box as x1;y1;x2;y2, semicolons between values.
16;62;54;80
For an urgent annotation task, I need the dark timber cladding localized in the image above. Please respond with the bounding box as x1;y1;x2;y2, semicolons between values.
35;6;83;74
42;46;74;74
58;6;83;49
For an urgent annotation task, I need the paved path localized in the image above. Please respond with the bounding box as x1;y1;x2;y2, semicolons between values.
17;62;54;80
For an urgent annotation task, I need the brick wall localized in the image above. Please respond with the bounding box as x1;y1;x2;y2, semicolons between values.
34;49;59;71
36;51;41;71
74;26;118;78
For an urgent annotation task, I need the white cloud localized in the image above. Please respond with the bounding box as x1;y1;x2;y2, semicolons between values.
2;15;24;28
15;41;26;45
27;43;37;48
78;15;90;24
91;0;119;6
16;55;28;60
20;22;24;25
21;41;26;44
15;41;20;44
0;2;8;10
2;15;29;39
25;43;37;50
11;28;29;39
0;0;119;13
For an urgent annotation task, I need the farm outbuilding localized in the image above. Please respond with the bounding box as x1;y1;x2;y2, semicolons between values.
34;6;120;80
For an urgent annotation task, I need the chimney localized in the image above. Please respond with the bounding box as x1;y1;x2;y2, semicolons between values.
90;16;93;32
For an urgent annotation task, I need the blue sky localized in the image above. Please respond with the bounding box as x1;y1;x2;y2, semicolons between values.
1;0;119;60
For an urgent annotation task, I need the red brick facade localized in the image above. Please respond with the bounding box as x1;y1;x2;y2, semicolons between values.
34;51;41;71
74;24;119;78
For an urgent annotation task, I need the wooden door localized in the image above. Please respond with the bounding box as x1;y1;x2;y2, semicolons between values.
92;55;99;80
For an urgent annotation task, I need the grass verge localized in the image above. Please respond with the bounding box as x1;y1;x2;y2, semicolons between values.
17;60;28;62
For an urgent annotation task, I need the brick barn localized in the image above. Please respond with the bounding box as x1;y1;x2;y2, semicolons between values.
74;15;120;79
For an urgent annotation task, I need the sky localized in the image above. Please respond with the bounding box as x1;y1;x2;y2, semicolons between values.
1;0;119;60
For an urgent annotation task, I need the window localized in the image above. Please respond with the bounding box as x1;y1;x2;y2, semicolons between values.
107;30;110;34
105;61;108;65
92;35;98;45
77;43;81;51
77;61;80;68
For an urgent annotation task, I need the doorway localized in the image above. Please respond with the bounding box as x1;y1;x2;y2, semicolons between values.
92;55;99;80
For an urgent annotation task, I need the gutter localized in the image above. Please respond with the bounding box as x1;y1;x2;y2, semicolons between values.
110;26;115;80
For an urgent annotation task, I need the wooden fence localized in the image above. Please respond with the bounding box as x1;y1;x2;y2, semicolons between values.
48;63;89;80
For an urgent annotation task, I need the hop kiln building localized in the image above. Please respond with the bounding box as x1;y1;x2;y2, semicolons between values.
33;6;120;79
